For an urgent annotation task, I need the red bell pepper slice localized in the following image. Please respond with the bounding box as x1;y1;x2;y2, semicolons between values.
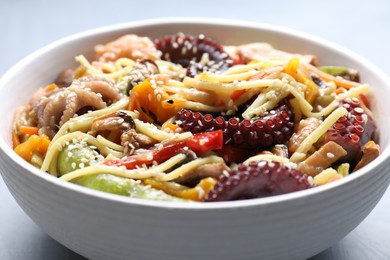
104;130;223;170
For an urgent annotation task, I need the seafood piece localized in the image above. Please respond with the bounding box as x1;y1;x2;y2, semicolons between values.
34;76;120;137
89;110;135;136
322;97;376;162
288;117;322;154
155;33;234;77
95;34;161;62
121;129;156;151
225;42;316;64
54;69;74;88
354;141;380;171
205;160;313;202
297;141;347;176
126;59;159;93
175;163;228;187
176;101;294;148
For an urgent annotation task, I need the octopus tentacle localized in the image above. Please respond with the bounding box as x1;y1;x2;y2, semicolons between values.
205;160;313;202
34;76;121;138
41;91;68;132
176;101;294;148
60;88;106;126
73;76;120;104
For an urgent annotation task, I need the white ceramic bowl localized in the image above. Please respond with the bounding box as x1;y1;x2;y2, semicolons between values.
1;18;390;260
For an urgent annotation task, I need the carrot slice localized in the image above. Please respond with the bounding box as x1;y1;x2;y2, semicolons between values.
307;64;360;89
19;126;40;135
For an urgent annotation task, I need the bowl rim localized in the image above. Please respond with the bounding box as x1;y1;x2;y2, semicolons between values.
1;17;390;210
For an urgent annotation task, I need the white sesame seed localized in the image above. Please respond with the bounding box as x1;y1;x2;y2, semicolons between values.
257;161;267;168
222;170;230;177
226;110;235;116
181;46;187;55
71;162;76;169
362;114;368;124
354;107;364;114
326;152;335;158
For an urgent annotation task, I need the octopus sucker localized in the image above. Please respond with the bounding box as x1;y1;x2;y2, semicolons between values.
155;33;234;77
176;101;294;148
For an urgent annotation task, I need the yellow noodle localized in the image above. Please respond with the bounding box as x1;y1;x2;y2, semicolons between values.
76;55;134;79
246;92;289;118
163;85;216;104
134;119;192;142
51;98;130;143
158;155;224;181
60;153;187;182
242;87;289;119
166;79;187;88
42;132;125;175
223;60;285;75
114;57;135;68
96;135;124;152
183;101;226;112
198;69;259;83
243;154;291;165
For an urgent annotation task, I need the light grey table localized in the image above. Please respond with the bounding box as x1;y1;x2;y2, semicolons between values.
1;0;389;259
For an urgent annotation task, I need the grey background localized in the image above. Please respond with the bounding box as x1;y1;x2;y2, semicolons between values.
1;0;389;259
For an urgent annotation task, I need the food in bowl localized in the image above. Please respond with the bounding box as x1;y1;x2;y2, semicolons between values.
12;32;380;202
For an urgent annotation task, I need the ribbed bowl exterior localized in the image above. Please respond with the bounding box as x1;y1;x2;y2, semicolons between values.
1;19;390;260
2;150;389;260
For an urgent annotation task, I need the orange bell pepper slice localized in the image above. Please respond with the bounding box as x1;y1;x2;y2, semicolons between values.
128;78;185;124
14;134;50;162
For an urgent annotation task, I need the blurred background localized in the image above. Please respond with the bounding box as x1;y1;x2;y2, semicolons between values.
1;0;389;259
